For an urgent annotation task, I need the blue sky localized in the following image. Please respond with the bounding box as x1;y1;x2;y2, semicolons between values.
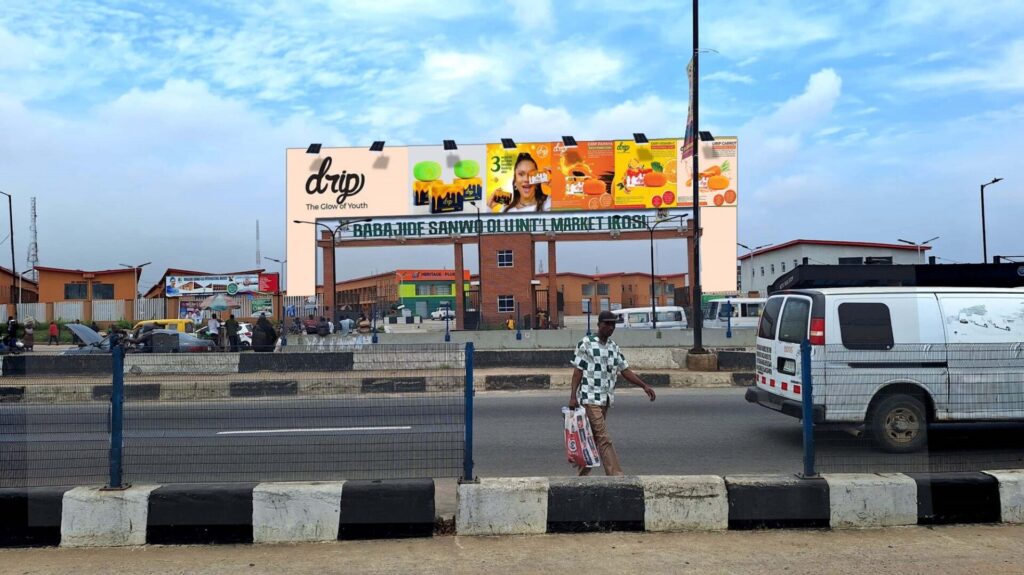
1;0;1022;290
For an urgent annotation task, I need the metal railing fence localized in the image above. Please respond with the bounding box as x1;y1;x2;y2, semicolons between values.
801;342;1024;475
0;343;473;488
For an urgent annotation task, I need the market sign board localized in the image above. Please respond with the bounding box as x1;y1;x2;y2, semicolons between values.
165;274;261;297
287;138;738;295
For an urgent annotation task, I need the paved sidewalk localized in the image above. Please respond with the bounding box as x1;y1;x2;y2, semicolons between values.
1;525;1022;575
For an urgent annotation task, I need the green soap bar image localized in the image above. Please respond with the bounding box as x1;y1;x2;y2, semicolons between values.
414;161;442;182
453;159;479;179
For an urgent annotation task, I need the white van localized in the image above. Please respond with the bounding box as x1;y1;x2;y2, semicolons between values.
610;306;689;330
704;297;765;329
745;287;1024;453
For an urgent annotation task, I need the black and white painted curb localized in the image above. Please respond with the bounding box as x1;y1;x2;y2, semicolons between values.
0;479;434;548
3;471;1021;547
455;471;1024;535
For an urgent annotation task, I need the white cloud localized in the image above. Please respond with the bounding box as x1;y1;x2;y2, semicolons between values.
899;40;1024;92
703;71;755;85
700;2;838;59
494;95;687;142
542;46;625;95
507;0;555;32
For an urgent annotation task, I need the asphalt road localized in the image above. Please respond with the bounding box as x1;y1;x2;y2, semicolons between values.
3;388;1024;487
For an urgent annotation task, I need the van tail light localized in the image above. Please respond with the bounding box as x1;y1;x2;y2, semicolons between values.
809;318;826;345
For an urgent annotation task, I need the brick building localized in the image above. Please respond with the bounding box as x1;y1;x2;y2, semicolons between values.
537;272;686;316
35;266;137;303
328;269;471;318
0;266;38;304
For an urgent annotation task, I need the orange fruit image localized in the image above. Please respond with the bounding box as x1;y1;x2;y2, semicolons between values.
598;193;613;208
708;175;729;190
713;194;725;206
663;159;677;181
705;165;722;176
643;172;667;187
583;179;605;195
588;197;601;209
724;189;737;204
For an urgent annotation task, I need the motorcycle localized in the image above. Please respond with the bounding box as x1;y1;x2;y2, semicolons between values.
0;338;25;355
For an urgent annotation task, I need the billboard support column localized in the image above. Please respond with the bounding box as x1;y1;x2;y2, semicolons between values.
319;230;336;323
547;240;558;329
454;243;465;331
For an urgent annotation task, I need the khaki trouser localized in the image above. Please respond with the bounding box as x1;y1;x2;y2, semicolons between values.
578;404;623;476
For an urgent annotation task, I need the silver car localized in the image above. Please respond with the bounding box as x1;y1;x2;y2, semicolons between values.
63;324;215;355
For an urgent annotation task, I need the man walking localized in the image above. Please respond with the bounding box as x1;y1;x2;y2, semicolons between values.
207;313;221;351
225;314;240;352
568;310;656;476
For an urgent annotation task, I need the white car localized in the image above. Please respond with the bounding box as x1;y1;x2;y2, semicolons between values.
430;308;456;320
196;322;253;348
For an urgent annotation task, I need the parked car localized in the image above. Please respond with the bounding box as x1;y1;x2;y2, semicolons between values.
196;322;253;348
703;297;765;329
609;306;688;329
63;324;214;355
131;319;196;334
430;308;456;320
745;287;1024;453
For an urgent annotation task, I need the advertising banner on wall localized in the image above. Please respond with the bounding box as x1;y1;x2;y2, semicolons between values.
165;274;262;297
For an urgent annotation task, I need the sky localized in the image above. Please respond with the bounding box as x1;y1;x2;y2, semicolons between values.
1;0;1022;293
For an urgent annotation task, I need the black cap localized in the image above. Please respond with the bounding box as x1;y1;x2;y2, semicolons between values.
598;311;617;323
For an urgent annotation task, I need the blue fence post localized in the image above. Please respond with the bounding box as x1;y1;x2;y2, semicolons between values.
800;338;816;478
463;342;475;482
108;340;125;489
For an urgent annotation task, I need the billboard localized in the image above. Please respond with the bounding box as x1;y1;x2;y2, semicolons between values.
165;274;261;297
287;137;739;295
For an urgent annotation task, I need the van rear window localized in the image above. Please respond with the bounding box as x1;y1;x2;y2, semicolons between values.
758;297;784;340
838;303;894;350
778;298;810;344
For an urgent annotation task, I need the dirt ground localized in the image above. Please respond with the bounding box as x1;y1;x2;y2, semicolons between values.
2;524;1022;575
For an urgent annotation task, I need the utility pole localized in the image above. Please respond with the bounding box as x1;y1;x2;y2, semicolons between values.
689;0;705;353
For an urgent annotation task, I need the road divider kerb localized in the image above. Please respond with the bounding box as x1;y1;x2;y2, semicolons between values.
2;472;1021;548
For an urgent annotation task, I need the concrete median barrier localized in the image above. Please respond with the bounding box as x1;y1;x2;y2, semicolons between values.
339;479;435;539
640;475;729;532
910;472;1002;525
0;487;67;548
60;485;158;547
456;478;549;536
823;473;917;529
253;482;345;543
725;474;830;529
984;470;1024;524
546;476;645;533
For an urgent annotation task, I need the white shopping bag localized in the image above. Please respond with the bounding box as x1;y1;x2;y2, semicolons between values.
562;407;601;469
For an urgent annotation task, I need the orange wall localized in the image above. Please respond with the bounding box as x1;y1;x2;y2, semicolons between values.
538;273;686;315
37;269;137;303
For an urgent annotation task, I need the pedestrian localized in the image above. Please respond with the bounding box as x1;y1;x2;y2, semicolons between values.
48;321;59;345
71;319;82;344
505;315;516;330
317;316;330;337
568;310;656;476
5;316;16;348
253;313;277;352
339;315;354;336
207;313;221;351
90;320;99;333
23;319;34;351
225;314;240;352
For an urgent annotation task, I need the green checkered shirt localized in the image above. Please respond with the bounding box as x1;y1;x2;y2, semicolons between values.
571;335;629;406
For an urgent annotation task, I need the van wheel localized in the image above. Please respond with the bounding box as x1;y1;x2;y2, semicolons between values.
869;394;928;453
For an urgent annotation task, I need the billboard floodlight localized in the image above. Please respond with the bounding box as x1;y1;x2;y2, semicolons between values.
698;131;714;141
632;133;649;144
561;136;578;148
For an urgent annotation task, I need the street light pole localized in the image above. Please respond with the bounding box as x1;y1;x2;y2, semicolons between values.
737;242;771;295
0;191;15;311
646;214;686;331
293;219;371;324
119;262;151;320
980;178;1003;263
897;237;939;264
689;0;704;352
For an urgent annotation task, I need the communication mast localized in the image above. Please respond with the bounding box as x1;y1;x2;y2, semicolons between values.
27;197;38;282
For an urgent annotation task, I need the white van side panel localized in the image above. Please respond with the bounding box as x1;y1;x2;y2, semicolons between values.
939;294;1024;420
821;294;948;422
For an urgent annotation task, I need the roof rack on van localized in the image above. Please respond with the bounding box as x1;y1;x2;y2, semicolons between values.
768;263;1024;294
